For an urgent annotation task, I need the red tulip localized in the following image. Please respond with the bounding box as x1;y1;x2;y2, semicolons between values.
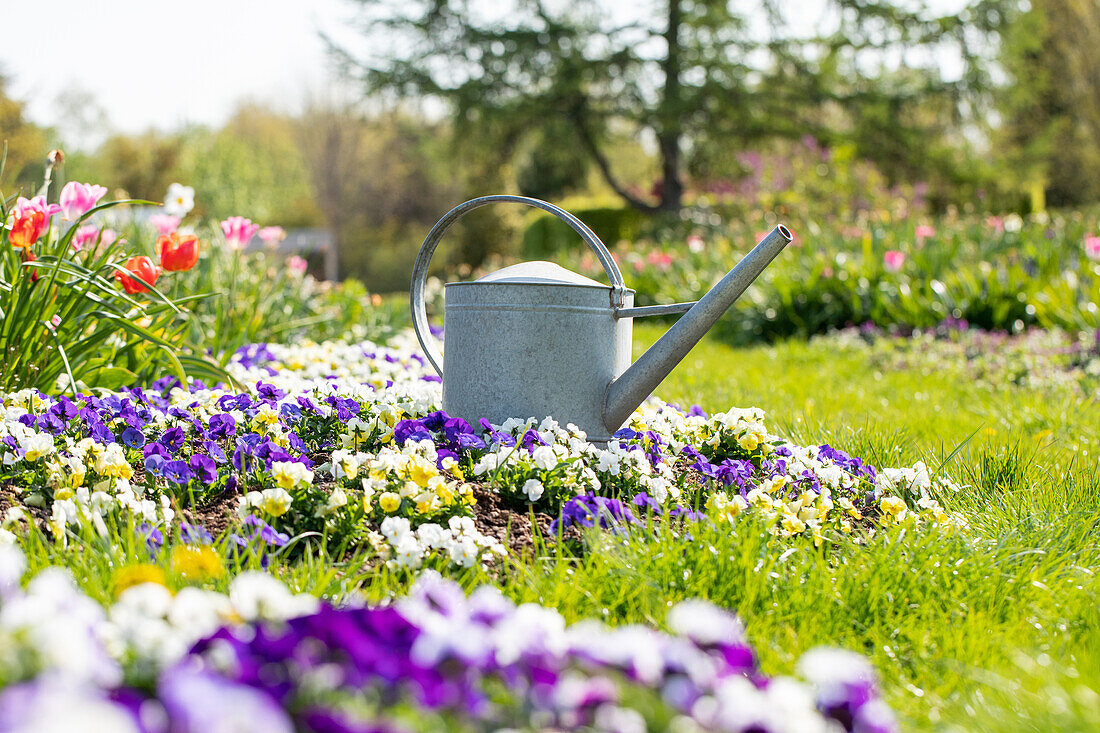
21;248;40;283
116;256;160;294
157;232;200;272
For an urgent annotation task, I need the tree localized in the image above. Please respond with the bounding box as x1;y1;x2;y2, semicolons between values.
997;0;1100;207
0;75;48;194
296;103;459;283
328;0;1003;214
177;104;320;224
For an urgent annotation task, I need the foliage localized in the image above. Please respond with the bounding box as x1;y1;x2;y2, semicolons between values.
66;106;322;227
295;104;462;285
520;196;645;258
163;225;344;363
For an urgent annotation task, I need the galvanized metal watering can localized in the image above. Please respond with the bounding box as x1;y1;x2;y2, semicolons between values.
411;195;791;442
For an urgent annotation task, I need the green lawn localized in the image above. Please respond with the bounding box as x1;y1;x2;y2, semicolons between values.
636;324;1098;470
622;324;1100;731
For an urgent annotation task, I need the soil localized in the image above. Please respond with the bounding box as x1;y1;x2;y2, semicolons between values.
470;485;580;557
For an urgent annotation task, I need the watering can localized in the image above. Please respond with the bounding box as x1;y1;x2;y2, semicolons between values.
411;195;791;442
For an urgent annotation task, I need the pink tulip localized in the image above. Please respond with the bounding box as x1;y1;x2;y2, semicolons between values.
1085;235;1100;262
221;216;260;250
286;255;308;275
71;225;99;251
100;229;118;248
13;196;62;220
883;250;906;272
985;216;1004;234
58;181;107;221
150;214;181;235
259;226;286;245
915;224;935;240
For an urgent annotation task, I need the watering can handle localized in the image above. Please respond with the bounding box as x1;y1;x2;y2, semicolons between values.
410;195;628;377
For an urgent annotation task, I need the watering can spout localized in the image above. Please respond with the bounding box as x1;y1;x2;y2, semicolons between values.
602;225;793;434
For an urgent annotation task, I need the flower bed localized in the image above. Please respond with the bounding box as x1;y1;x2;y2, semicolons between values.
1;331;965;572
0;542;895;732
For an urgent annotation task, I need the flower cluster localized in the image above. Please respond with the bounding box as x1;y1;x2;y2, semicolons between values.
0;543;896;732
540;202;1100;343
373;515;505;569
0;543;316;690
829;324;1100;395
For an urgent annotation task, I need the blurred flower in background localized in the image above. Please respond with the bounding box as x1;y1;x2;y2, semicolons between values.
163;183;195;218
883;250;906;273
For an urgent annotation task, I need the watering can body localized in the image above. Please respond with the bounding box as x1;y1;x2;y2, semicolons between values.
411;195;791;442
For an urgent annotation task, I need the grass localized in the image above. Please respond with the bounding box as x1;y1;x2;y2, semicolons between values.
621;324;1099;730
14;324;1100;731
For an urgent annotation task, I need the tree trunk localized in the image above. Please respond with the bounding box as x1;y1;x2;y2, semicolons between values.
657;0;684;213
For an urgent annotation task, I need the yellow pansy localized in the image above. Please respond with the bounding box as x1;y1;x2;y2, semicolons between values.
838;497;862;519
253;404;281;427
779;512;806;535
880;496;908;522
379;492;401;512
112;564;167;598
170;545;225;582
407;457;437;488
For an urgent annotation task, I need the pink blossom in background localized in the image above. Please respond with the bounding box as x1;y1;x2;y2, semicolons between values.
99;229;118;248
71;225;99;251
150;214;181;235
259;226;286;245
883;250;906;272
686;234;704;253
915;224;936;241
221;216;260;250
286;255;308;275
985;216;1005;234
1085;235;1100;262
58;181;107;221
646;251;673;270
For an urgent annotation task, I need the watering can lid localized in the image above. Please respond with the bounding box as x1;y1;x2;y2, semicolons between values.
472;260;608;288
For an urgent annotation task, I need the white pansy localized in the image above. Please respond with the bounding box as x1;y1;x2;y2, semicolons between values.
522;478;545;502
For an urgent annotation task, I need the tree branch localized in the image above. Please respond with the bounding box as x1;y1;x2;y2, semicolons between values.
568;111;657;213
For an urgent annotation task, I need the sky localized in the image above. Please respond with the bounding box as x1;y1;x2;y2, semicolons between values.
3;0;357;148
